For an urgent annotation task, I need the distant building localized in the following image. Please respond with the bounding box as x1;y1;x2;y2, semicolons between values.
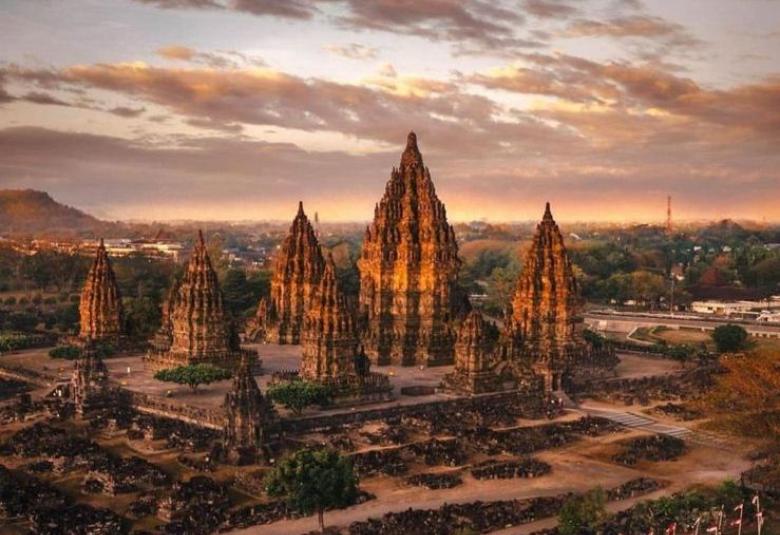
80;238;184;262
691;297;780;319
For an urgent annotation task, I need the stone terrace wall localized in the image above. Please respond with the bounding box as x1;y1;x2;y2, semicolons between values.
280;389;547;434
121;390;225;430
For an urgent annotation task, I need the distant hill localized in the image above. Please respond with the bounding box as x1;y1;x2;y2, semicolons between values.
0;189;118;236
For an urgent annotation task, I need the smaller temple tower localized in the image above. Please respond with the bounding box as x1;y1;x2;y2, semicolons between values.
146;231;253;370
508;203;583;393
223;356;276;464
300;253;357;382
257;202;325;345
441;310;500;394
79;239;123;343
71;350;111;415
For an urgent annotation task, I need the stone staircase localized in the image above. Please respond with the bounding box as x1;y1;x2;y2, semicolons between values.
577;405;736;452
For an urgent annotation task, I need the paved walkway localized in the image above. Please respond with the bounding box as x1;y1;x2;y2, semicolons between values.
577;405;735;452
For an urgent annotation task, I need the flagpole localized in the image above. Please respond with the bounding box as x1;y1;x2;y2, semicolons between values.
738;503;744;535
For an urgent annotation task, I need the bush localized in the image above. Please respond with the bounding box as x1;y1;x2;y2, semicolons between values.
267;380;333;415
0;332;49;352
4;297;16;306
49;345;82;360
154;364;232;392
712;324;748;353
558;488;607;535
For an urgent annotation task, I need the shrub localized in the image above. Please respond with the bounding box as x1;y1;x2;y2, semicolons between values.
49;345;82;360
712;324;748;353
267;380;333;415
154;364;232;392
558;488;607;535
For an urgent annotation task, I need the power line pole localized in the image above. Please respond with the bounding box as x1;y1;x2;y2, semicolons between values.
666;195;673;235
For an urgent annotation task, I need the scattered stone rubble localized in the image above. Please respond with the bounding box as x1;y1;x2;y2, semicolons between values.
470;458;552;480
405;472;463;490
612;435;687;466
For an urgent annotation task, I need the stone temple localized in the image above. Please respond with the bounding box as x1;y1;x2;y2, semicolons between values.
254;202;325;345
441;310;501;394
71;349;111;415
507;203;583;393
222;356;276;464
300;253;358;382
79;239;124;343
145;231;252;370
358;132;463;366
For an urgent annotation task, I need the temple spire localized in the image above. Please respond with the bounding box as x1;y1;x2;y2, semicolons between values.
543;202;553;221
260;203;325;344
301;249;357;381
359;131;462;366
401;131;423;167
168;231;230;360
510;203;581;393
79;239;123;342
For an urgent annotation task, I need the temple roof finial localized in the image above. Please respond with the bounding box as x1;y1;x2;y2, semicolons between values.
543;202;553;221
98;238;105;248
197;229;205;246
297;201;304;216
401;131;423;167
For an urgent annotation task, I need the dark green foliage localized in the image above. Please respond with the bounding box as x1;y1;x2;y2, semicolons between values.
154;364;232;392
0;332;50;352
711;324;748;353
49;345;82;360
558;488;607;535
265;448;358;532
583;329;606;350
221;268;269;316
267;380;333;415
124;296;162;340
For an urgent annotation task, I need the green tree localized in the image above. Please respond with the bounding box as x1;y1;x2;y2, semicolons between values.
267;380;333;415
153;364;232;392
558;488;607;535
711;324;748;353
265;448;358;533
124;296;162;340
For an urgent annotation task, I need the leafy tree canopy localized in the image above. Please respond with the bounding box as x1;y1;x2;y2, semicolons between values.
711;324;748;353
267;380;333;415
265;448;358;532
153;363;232;392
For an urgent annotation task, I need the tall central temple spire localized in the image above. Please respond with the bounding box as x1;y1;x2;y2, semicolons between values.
358;132;463;366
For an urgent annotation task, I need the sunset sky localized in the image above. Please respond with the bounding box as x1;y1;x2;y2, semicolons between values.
1;0;779;223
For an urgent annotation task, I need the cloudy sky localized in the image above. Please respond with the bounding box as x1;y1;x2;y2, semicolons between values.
0;0;779;223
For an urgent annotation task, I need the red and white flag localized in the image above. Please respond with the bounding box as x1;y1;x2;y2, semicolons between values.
665;523;677;535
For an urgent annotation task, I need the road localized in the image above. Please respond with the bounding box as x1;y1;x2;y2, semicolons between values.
584;311;780;338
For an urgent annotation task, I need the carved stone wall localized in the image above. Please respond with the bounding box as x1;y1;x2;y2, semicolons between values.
300;254;357;381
